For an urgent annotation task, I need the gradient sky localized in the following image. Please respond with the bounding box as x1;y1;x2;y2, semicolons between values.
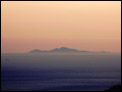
1;1;121;53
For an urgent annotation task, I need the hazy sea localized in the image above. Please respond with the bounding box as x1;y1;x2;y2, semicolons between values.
1;53;121;91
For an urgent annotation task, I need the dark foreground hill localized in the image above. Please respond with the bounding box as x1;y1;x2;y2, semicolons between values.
105;84;121;91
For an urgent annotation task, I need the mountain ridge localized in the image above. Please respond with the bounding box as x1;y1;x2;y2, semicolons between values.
29;47;109;53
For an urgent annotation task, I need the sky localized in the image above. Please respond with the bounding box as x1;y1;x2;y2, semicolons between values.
1;1;121;53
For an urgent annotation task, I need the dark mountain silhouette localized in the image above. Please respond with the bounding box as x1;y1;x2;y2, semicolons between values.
29;49;41;53
50;47;80;52
29;47;109;53
29;47;81;53
29;49;48;53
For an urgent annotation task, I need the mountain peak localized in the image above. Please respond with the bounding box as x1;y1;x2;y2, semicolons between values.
50;47;79;52
60;47;69;49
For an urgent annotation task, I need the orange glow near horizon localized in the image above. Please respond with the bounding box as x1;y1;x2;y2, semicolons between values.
1;1;121;53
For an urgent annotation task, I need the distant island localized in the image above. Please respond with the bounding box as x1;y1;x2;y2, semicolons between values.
29;47;109;53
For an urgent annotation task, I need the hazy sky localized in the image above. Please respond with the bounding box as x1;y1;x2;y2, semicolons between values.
1;1;121;53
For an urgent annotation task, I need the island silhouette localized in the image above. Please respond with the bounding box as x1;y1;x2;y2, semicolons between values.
29;47;109;53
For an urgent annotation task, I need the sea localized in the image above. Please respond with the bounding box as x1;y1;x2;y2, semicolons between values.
1;52;121;91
